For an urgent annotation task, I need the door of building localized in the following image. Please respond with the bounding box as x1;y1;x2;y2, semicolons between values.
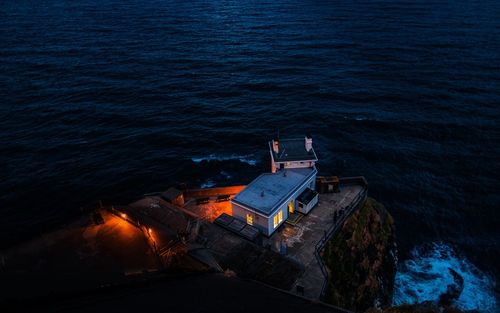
288;200;294;214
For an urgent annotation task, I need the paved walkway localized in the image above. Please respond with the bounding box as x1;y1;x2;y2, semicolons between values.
264;184;365;299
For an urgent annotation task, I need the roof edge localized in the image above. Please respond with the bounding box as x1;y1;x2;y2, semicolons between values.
232;168;317;216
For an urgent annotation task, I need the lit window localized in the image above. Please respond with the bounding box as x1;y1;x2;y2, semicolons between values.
246;214;253;226
273;210;283;228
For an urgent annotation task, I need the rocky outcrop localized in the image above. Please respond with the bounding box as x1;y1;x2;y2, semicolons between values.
369;267;467;313
322;197;398;312
438;268;464;307
365;303;467;313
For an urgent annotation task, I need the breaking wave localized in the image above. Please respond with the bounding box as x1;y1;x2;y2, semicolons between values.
393;242;497;312
200;179;216;188
199;172;233;188
191;154;257;166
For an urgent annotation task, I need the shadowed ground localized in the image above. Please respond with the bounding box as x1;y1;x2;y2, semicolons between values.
0;210;160;301
39;273;343;313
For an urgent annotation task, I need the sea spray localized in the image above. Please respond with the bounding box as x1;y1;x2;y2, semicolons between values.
191;154;257;166
394;242;497;312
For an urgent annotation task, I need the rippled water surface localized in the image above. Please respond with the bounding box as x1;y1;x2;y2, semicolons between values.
1;0;499;309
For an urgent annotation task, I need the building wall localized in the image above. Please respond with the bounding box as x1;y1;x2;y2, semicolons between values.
266;200;289;235
270;150;277;173
232;202;270;236
297;193;319;214
231;170;317;236
274;161;316;171
290;173;316;214
172;194;185;207
266;171;317;234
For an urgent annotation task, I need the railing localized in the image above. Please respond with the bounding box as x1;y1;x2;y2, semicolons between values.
107;205;169;268
314;178;368;302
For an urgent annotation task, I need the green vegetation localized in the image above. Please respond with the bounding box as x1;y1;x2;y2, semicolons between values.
322;198;397;312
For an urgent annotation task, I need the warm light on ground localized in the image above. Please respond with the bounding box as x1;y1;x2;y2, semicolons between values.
187;201;232;222
183;186;245;221
107;213;136;238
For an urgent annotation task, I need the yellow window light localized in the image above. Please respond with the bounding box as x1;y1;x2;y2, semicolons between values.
246;214;253;226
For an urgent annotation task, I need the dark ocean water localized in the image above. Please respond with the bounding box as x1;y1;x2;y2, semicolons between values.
1;0;499;310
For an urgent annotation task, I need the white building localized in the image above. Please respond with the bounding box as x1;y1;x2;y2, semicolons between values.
269;134;318;173
231;135;319;236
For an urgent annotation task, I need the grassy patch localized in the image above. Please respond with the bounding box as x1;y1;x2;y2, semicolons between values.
322;198;397;311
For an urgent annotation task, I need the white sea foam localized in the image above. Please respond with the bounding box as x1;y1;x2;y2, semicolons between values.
393;242;497;313
200;179;216;188
191;154;257;166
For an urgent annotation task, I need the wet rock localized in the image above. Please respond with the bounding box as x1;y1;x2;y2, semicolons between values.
438;268;464;307
365;302;468;313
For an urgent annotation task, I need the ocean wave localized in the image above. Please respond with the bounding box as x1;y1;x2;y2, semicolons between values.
200;179;216;188
191;154;257;166
342;115;381;122
199;171;232;188
393;242;497;312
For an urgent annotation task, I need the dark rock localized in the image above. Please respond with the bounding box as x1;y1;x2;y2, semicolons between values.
438;268;464;307
365;265;468;313
365;302;468;313
322;198;398;311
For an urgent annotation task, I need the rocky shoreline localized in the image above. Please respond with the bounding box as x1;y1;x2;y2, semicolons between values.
321;198;473;313
322;197;398;311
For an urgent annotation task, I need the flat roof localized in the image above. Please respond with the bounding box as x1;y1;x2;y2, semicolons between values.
269;138;318;163
297;188;318;205
161;187;183;201
232;168;317;216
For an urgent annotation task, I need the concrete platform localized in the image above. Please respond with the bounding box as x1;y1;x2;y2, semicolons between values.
264;184;365;299
0;210;161;301
184;199;233;222
198;222;303;290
